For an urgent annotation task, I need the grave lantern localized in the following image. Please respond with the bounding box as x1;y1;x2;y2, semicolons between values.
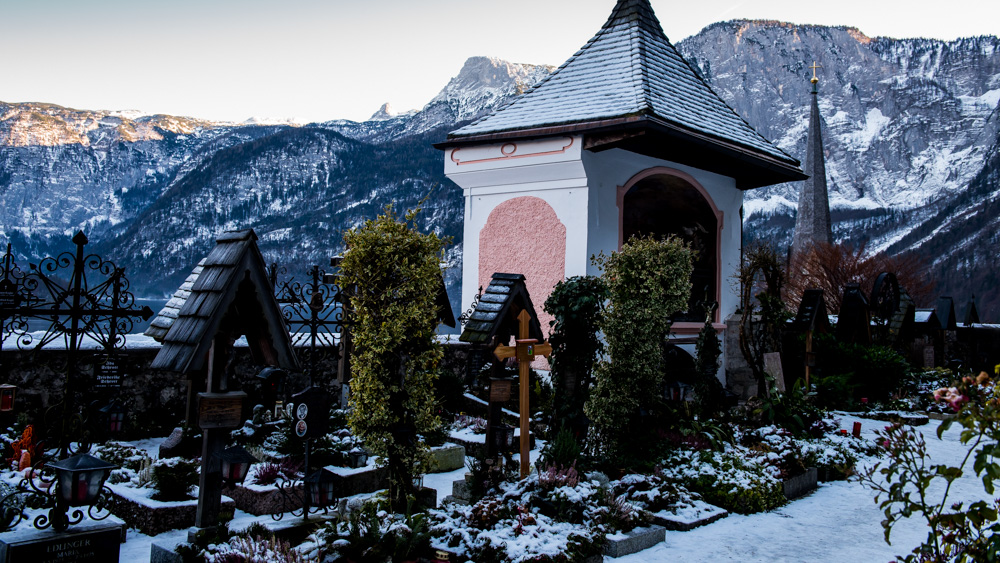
304;468;337;508
348;447;368;469
99;401;127;434
256;367;287;396
46;454;117;507
493;423;515;452
218;446;258;487
0;384;16;412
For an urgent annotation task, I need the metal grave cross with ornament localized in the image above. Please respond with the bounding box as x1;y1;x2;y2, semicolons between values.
491;309;551;477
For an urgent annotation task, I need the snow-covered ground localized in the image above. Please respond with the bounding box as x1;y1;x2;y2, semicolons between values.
113;414;980;561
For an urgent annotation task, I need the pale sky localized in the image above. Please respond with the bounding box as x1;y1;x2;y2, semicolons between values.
1;0;997;123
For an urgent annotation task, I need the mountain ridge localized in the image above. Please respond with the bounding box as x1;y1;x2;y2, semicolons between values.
1;21;998;319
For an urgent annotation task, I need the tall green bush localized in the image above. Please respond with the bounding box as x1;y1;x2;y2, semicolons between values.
585;236;694;465
340;205;447;511
543;275;607;436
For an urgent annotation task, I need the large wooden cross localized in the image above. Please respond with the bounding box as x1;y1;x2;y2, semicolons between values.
493;309;551;477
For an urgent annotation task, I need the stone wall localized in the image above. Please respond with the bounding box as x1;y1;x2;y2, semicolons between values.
0;342;471;439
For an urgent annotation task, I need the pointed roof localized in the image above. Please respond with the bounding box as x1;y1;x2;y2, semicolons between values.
459;273;544;345
791;78;834;257
151;230;299;374
439;0;804;189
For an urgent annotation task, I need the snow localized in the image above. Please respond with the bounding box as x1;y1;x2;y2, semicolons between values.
20;415;987;562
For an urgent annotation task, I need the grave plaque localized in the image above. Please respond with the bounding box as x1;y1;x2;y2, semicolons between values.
489;379;512;402
94;356;123;390
0;522;122;563
923;346;936;368
763;352;785;393
197;392;246;429
0;280;17;310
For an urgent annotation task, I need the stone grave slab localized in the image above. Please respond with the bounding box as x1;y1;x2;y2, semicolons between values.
0;520;123;563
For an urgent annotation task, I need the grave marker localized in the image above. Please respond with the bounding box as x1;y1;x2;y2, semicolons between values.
493;310;552;477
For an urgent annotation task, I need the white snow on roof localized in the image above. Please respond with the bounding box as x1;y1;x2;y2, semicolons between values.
450;0;793;163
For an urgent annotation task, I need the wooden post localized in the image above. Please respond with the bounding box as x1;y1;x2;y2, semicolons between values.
493;310;551;477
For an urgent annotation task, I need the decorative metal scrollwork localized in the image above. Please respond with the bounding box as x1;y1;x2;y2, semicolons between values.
457;286;483;327
0;232;153;455
268;476;333;521
273;264;351;381
0;471;112;532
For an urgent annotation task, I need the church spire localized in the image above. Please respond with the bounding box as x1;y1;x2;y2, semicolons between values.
791;62;833;260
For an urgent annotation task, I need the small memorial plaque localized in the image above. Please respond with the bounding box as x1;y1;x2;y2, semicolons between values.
0;280;17;310
197;392;246;429
95;356;123;390
490;379;512;402
295;420;308;438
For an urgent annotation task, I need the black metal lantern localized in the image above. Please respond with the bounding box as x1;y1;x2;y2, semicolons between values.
98;401;126;434
0;384;15;412
218;446;259;487
348;447;368;469
304;469;337;508
46;454;117;507
256;367;288;396
493;423;516;452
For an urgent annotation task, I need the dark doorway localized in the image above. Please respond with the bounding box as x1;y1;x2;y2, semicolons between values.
622;174;718;322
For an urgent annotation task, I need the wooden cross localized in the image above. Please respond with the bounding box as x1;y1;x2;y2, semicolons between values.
493;309;551;477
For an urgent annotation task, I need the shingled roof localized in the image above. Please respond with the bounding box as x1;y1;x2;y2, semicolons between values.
150;230;298;374
459;273;544;345
440;0;804;188
145;258;206;342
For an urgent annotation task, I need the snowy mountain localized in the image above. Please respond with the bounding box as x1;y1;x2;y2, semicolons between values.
1;25;998;319
675;21;1000;316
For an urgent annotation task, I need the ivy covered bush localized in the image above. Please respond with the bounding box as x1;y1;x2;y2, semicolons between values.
585;236;694;467
340;205;447;511
543;275;607;435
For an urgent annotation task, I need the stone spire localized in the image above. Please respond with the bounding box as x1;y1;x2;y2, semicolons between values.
791;64;833;260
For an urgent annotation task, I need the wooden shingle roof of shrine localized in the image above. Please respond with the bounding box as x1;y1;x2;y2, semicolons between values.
439;0;805;189
150;230;298;374
459;273;544;345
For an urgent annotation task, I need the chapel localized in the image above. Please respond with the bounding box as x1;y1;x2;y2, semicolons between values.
438;0;806;374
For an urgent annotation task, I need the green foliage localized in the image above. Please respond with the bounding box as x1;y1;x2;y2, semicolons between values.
859;372;1000;562
340;204;447;510
325;498;431;562
812;334;910;407
585;236;695;466
661;449;785;514
152;457;199;501
539;424;582;470
544;275;607;434
753;379;825;438
693;304;725;417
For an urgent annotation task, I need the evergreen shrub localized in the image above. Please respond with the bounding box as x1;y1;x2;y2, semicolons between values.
585;236;694;466
340;205;447;511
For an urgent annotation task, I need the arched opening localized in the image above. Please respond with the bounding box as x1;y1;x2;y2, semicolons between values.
619;169;721;322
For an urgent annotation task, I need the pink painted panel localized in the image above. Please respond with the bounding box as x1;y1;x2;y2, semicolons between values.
479;196;567;343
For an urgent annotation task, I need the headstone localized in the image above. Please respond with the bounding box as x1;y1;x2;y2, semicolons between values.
763;352;785;393
923;346;936;368
0;522;123;563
